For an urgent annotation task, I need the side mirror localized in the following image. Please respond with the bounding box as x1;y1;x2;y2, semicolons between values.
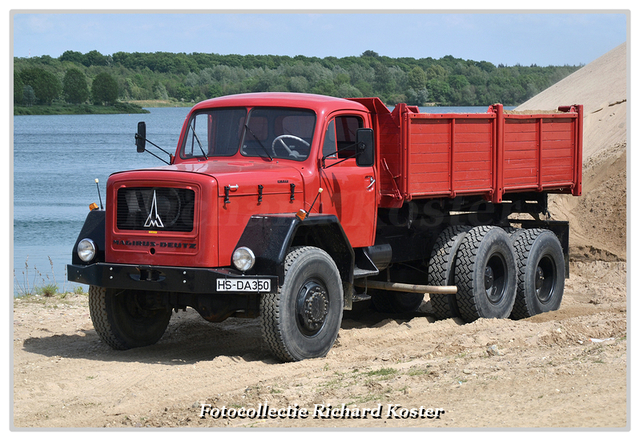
356;128;375;167
135;121;146;153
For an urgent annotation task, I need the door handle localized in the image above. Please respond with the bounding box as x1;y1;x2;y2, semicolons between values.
366;176;375;190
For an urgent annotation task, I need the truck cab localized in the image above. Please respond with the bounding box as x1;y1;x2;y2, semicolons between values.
69;93;378;361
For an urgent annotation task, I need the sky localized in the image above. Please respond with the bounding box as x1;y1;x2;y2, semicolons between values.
10;9;629;67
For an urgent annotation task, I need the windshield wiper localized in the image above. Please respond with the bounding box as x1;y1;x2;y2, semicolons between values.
190;120;208;159
244;124;273;161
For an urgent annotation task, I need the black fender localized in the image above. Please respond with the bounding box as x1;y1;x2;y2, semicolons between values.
71;209;106;265
234;214;355;286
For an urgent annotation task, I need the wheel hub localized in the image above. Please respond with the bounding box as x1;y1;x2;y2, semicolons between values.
484;266;495;290
535;266;545;292
296;281;329;336
484;255;507;304
535;257;556;303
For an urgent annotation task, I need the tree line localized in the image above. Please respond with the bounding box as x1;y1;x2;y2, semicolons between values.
14;49;581;108
16;66;118;106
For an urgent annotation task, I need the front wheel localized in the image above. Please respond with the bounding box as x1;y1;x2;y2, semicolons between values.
89;286;172;350
260;246;343;362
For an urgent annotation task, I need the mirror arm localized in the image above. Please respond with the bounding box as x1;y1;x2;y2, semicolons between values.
136;134;173;157
135;133;174;165
321;142;362;169
144;147;172;165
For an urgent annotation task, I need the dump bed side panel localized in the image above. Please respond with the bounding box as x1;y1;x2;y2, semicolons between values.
405;113;495;200
501;113;580;197
376;104;582;206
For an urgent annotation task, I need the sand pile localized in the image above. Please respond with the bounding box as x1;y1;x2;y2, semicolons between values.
516;42;627;261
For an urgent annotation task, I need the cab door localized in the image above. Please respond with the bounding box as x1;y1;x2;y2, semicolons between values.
318;113;377;248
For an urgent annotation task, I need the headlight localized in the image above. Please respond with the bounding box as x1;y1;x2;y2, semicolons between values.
232;247;255;272
77;238;96;262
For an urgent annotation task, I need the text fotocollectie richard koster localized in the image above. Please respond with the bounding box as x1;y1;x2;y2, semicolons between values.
199;403;445;420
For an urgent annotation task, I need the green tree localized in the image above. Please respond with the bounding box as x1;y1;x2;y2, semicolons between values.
336;83;362;98
427;78;451;104
153;81;170;100
312;78;337;96
22;85;36;106
426;65;446;80
84;50;109;67
361;50;380;58
408;66;427;91
63;68;90;104
288;76;309;93
374;63;395;98
59;50;85;64
406;87;429;106
91;72;119;105
14;71;24;105
19;67;61;105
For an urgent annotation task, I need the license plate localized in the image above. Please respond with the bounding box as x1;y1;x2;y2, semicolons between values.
216;278;271;292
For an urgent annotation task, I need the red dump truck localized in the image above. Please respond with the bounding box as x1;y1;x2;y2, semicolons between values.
68;92;583;362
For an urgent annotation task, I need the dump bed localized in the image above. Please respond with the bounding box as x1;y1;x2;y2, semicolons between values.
350;98;583;208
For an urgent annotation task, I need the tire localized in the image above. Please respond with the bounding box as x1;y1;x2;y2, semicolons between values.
370;289;424;313
427;225;471;319
510;229;565;319
88;285;172;350
455;226;517;322
260;246;343;362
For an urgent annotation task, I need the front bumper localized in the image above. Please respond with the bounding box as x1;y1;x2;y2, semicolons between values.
67;262;278;294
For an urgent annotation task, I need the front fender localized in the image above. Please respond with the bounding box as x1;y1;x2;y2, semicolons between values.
234;214;355;285
70;209;106;265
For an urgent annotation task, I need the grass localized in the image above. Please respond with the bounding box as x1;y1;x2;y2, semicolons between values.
316;366;400;397
35;283;59;297
15;289;87;307
364;367;398;380
14;256;84;299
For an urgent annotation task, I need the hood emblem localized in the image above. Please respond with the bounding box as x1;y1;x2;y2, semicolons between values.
144;190;165;228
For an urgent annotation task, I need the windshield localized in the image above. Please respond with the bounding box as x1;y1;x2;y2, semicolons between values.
180;107;316;161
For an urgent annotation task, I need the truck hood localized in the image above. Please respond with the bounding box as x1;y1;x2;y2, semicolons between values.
111;160;304;196
169;160;305;198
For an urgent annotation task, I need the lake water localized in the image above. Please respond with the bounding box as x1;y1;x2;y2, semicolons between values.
12;107;191;295
12;105;507;295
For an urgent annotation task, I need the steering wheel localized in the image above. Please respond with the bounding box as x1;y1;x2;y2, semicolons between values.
272;134;310;159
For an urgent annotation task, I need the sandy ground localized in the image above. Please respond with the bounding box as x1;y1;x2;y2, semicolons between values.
11;43;629;430
12;261;627;429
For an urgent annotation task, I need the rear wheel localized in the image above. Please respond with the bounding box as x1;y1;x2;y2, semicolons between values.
260;246;343;362
88;286;172;350
455;226;517;322
510;229;565;319
428;225;471;319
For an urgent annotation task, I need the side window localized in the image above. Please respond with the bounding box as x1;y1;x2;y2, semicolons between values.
323;115;363;159
322;120;336;157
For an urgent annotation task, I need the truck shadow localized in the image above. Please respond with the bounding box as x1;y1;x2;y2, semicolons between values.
19;309;276;365
341;298;466;329
19;302;462;365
